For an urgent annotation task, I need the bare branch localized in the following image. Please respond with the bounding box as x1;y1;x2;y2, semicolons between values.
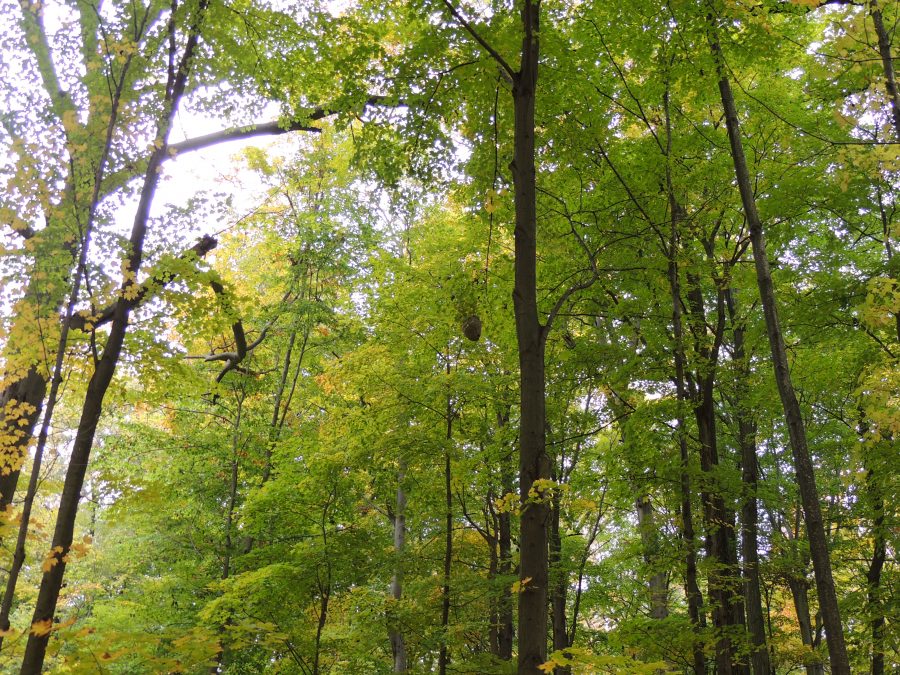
168;96;399;157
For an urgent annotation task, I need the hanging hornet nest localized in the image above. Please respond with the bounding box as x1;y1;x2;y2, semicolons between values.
461;314;482;342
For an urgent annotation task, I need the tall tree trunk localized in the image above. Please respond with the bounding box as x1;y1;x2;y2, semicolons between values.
685;266;742;675
498;449;515;662
726;288;772;675
549;486;570;675
438;380;453;675
509;2;549;672
636;496;669;620
707;12;850;673
0;231;94;647
442;1;546;667
872;1;900;139
389;457;408;673
18;5;208;669
865;465;886;675
867;17;894;670
664;94;707;675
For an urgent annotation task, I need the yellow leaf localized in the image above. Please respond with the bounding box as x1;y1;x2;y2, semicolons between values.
41;546;64;573
511;576;532;594
29;619;52;637
61;110;79;132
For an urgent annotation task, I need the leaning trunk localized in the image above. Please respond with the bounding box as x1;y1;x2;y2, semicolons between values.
707;12;850;673
19;5;208;669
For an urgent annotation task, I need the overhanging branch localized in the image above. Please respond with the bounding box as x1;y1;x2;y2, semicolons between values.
168;95;400;157
69;234;218;332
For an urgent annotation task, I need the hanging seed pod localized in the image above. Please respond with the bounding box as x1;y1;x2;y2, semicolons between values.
461;314;482;342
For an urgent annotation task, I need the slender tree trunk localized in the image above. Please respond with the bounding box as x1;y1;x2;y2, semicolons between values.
707;13;850;673
487;502;501;658
787;575;825;675
313;583;330;675
867;21;894;670
726;288;772;675
390;457;408;673
438;382;453;675
663;99;707;675
313;495;333;675
0;247;93;647
636;496;669;620
865;466;886;675
685;267;742;675
210;392;244;675
222;394;243;583
498;451;514;662
872;1;900;138
549;487;570;675
509;3;550;672
18;5;208;669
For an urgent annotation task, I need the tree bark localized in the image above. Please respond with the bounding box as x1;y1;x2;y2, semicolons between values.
664;92;707;675
636;496;669;620
707;12;850;673
438;380;453;675
685;260;742;674
549;483;570;675
509;2;549;672
388;455;408;672
0;374;47;513
865;466;886;675
726;288;772;675
872;1;900;139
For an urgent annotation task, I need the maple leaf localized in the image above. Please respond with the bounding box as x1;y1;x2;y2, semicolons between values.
29;619;53;637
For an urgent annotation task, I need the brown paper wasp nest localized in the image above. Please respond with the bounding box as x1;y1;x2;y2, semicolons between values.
461;314;482;342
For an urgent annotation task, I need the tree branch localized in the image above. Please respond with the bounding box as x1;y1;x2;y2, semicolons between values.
442;0;516;83
168;95;399;156
69;234;217;332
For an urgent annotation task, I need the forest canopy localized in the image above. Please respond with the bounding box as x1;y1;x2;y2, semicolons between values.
0;0;898;673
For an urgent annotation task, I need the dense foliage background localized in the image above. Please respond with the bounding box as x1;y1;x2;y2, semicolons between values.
0;0;897;672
